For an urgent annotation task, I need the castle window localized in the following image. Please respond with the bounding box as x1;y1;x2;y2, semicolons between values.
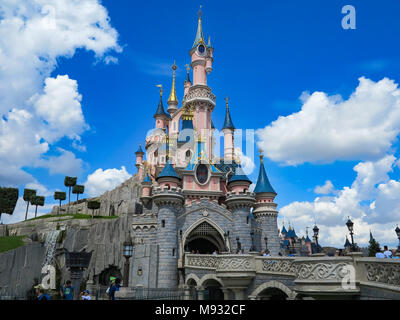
162;220;165;227
172;248;175;256
196;164;208;184
247;216;249;224
186;150;191;158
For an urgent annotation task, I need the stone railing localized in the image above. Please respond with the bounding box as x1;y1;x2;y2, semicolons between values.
184;254;400;295
185;254;218;270
255;256;296;276
355;257;400;291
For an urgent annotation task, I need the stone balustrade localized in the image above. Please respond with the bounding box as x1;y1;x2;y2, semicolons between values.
184;254;400;296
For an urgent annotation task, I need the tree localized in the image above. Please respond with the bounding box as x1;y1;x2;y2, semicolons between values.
54;191;66;214
0;187;19;223
30;195;45;218
368;237;381;257
87;200;100;219
72;185;85;202
23;189;36;221
64;176;77;205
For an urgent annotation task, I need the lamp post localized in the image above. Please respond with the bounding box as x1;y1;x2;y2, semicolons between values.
123;234;133;287
64;249;92;300
313;224;320;253
395;225;400;252
346;218;355;252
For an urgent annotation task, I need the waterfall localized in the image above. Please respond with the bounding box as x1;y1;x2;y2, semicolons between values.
42;230;61;267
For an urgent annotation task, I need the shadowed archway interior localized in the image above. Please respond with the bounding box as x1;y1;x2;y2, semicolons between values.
184;221;225;254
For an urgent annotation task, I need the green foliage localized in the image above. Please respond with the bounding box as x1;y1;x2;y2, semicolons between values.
368;238;381;257
64;176;77;187
0;187;19;215
0;235;26;253
54;191;66;201
87;200;100;210
30;195;45;207
72;185;84;194
23;189;36;202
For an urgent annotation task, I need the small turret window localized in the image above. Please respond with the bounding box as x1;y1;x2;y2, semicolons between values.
196;164;208;184
162;220;165;228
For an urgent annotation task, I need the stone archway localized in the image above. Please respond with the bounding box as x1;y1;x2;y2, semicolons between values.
249;280;297;300
183;218;228;254
98;265;122;286
199;275;224;300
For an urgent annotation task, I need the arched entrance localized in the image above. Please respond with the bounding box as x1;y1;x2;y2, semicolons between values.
98;265;122;286
202;279;224;300
184;220;226;254
257;287;288;300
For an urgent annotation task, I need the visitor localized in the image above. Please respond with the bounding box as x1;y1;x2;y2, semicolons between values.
375;250;385;258
81;289;91;300
60;280;74;300
391;250;399;259
107;277;121;300
383;246;392;258
35;284;50;300
212;250;217;255
265;250;271;257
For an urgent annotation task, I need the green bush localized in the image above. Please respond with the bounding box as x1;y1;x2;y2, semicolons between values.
0;235;26;253
0;187;19;216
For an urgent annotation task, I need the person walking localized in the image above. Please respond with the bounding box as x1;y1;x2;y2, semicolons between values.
383;246;393;258
60;280;74;300
81;289;91;300
107;277;121;300
34;284;50;300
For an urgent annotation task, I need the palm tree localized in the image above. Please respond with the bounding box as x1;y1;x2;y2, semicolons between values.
72;185;85;202
64;176;77;205
23;189;36;221
87;200;100;219
0;187;19;223
54;191;66;214
30;195;45;218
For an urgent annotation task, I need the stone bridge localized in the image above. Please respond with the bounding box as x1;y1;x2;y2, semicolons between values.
183;253;400;300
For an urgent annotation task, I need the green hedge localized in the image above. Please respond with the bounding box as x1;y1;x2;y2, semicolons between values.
0;235;26;253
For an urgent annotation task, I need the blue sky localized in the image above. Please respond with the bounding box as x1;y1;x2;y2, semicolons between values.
1;0;400;247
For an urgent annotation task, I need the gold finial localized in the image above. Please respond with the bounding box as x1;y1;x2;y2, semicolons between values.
208;35;211;47
185;63;190;74
156;84;163;97
259;148;264;164
198;5;202;19
225;96;229;109
306;227;309;236
168;61;178;105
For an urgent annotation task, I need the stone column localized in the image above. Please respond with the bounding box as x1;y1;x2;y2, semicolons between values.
153;188;184;289
253;202;280;255
197;286;205;300
231;288;247;300
226;192;255;253
222;288;231;300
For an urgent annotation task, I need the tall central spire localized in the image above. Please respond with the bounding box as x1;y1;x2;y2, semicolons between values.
167;62;178;114
193;5;205;47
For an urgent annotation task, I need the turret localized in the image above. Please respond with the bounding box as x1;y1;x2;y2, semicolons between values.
135;144;145;177
141;173;152;203
190;6;213;86
227;164;252;194
156;159;181;189
184;64;192;96
222;97;235;162
154;85;170;130
252;151;280;255
167;62;178;114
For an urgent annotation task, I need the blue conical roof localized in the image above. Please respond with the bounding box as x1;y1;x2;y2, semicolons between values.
153;96;170;119
157;160;181;180
135;144;144;154
344;237;351;247
254;160;276;194
369;231;374;242
281;225;287;234
228;165;251;184
222;106;235;130
305;235;312;243
185;71;191;83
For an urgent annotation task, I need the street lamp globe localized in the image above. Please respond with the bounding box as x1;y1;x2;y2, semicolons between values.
346;218;354;233
313;225;319;238
395;225;400;238
123;236;133;259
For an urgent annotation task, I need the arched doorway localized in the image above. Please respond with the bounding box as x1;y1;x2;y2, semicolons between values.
257;287;288;300
184;221;226;254
202;279;224;300
98;266;122;286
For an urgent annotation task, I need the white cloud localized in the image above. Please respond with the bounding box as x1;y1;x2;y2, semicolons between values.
314;180;335;195
85;166;131;197
234;147;255;175
279;155;400;247
256;77;400;165
0;0;121;186
25;181;53;197
35;148;84;176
